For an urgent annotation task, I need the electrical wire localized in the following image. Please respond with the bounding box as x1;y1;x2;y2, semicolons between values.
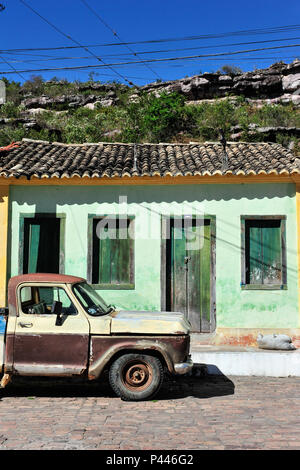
1;42;299;75
18;0;135;85
2;36;300;64
1;23;300;53
1;56;298;68
79;0;161;80
0;55;26;80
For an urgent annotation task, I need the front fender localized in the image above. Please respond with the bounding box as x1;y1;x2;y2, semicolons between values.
88;336;189;379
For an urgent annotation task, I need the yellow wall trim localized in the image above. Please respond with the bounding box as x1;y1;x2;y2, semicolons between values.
0;186;9;306
296;184;300;325
0;174;298;186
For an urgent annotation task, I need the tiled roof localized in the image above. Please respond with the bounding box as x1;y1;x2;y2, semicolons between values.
0;139;299;179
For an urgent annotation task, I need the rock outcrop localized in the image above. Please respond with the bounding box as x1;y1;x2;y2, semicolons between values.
14;60;300;112
0;61;299;152
21;93;119;110
140;59;300;106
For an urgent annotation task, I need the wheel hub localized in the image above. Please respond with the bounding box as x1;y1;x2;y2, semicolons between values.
123;361;153;391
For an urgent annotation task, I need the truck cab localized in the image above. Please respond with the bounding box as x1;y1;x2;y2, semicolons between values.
0;273;193;401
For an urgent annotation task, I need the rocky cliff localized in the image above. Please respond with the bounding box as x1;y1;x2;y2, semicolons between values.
12;59;300;111
139;59;300;107
0;60;299;150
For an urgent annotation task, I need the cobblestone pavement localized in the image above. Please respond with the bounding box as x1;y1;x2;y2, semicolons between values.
0;368;299;450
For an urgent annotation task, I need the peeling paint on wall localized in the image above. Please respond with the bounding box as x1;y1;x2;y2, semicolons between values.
8;182;299;330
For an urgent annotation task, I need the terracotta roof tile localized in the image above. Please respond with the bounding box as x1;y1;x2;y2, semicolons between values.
0;139;298;179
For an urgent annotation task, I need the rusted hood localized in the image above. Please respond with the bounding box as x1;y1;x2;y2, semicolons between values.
110;310;191;335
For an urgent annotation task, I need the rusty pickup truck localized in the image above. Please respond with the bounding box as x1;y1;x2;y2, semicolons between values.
0;274;193;401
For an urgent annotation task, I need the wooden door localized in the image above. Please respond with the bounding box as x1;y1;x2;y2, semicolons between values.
23;217;60;274
165;218;211;332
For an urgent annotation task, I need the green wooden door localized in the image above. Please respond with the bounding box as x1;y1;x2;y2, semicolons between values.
24;218;60;274
167;218;211;332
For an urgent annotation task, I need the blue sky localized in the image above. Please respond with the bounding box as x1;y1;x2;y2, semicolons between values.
0;0;299;85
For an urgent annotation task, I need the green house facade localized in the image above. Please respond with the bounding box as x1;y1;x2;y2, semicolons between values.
1;139;300;346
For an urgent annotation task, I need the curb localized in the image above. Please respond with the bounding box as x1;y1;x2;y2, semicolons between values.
190;349;300;377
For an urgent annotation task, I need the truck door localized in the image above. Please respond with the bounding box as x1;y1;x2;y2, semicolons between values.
13;284;90;376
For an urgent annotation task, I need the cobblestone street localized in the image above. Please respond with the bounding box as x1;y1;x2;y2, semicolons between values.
0;369;299;450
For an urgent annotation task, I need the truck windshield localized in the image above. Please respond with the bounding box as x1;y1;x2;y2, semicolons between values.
72;282;113;316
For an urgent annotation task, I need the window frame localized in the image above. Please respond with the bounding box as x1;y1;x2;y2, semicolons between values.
18;213;66;275
18;283;78;316
241;215;287;290
87;214;135;290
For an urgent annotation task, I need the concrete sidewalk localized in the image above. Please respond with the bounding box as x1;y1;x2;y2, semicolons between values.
190;334;300;377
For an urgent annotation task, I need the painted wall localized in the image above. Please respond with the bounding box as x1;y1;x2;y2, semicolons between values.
8;182;299;329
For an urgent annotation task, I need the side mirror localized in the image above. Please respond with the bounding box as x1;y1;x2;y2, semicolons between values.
52;301;63;326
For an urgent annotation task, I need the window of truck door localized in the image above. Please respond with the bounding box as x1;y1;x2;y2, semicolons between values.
13;283;90;376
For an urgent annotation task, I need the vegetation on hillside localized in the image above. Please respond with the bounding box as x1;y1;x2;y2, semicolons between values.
0;75;299;152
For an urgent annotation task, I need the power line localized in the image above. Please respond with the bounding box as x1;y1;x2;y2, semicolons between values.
101;36;300;58
18;0;135;85
1;23;300;53
79;0;161;80
0;54;26;80
2;51;64;58
1;42;299;75
3;56;298;71
0;2;25;79
169;56;299;65
2;36;300;64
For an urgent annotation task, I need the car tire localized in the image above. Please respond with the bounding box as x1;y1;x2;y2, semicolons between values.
109;353;164;401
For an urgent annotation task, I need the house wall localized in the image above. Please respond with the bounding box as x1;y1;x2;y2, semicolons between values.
8;182;300;341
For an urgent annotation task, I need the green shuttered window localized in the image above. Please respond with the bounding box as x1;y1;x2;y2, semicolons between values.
90;216;135;289
241;216;287;289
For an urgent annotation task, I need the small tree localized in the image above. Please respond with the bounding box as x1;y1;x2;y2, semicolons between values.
23;75;45;94
88;71;99;83
141;92;185;142
123;91;185;142
218;65;242;76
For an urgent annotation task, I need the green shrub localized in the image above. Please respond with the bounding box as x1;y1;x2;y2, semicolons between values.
1;77;21;105
184;99;238;140
142;92;185;141
122;92;185;142
0;126;51;146
0;101;21;118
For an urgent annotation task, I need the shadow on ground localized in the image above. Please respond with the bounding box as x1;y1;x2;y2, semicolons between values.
159;363;235;400
0;364;235;401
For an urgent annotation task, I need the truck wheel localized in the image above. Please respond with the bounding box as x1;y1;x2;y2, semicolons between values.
109;353;164;401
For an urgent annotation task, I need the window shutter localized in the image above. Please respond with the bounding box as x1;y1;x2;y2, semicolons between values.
248;223;263;285
246;219;282;286
99;231;111;284
261;220;282;284
93;217;134;287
